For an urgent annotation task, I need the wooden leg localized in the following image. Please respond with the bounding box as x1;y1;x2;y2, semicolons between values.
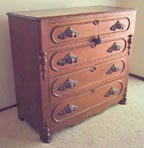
18;114;24;121
40;133;51;143
119;88;127;105
119;97;126;105
40;121;51;143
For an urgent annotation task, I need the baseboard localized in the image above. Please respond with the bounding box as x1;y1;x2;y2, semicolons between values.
129;73;144;81
0;104;17;112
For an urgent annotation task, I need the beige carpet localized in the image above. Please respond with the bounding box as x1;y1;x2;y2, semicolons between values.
0;77;144;148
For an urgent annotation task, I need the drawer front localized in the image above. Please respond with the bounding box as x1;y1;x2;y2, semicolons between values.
49;36;127;74
50;57;127;100
51;78;125;123
48;16;131;46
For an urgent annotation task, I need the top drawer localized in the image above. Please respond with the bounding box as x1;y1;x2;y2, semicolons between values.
46;13;135;47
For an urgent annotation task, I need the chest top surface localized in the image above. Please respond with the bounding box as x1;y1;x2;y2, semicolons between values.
7;5;135;19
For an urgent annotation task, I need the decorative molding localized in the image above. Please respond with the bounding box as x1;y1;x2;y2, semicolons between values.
127;35;132;55
58;27;80;40
57;53;80;66
58;79;79;91
41;121;51;143
59;104;79;116
110;21;125;31
39;52;47;80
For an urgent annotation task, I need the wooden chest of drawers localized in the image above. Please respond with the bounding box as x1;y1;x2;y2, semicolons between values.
7;6;136;143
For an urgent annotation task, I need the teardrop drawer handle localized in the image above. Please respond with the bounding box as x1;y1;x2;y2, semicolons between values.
58;27;80;40
110;21;125;31
104;87;118;97
58;79;79;91
59;104;79;116
106;64;119;74
91;36;102;48
57;53;80;66
107;42;121;53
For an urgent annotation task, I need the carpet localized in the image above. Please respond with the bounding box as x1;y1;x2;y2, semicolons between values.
0;77;144;148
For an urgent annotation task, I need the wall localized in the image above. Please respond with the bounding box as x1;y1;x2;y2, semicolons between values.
0;0;118;109
118;0;144;77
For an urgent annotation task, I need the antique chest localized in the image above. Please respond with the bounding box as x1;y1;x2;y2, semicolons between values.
7;6;136;143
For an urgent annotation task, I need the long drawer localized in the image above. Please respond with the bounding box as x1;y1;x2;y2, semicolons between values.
48;36;128;76
46;12;135;47
49;57;127;101
51;77;126;123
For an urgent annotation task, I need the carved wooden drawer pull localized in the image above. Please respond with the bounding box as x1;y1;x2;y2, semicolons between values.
110;21;125;31
104;87;118;97
106;64;119;74
58;79;79;91
58;27;80;40
107;42;121;53
59;104;79;116
57;53;80;66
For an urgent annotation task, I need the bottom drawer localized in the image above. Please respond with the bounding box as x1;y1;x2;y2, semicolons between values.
51;77;126;124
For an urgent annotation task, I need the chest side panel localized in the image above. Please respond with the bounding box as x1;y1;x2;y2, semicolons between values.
8;16;43;133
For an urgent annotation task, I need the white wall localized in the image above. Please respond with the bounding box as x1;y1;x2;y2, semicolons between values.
118;0;144;77
0;0;118;109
